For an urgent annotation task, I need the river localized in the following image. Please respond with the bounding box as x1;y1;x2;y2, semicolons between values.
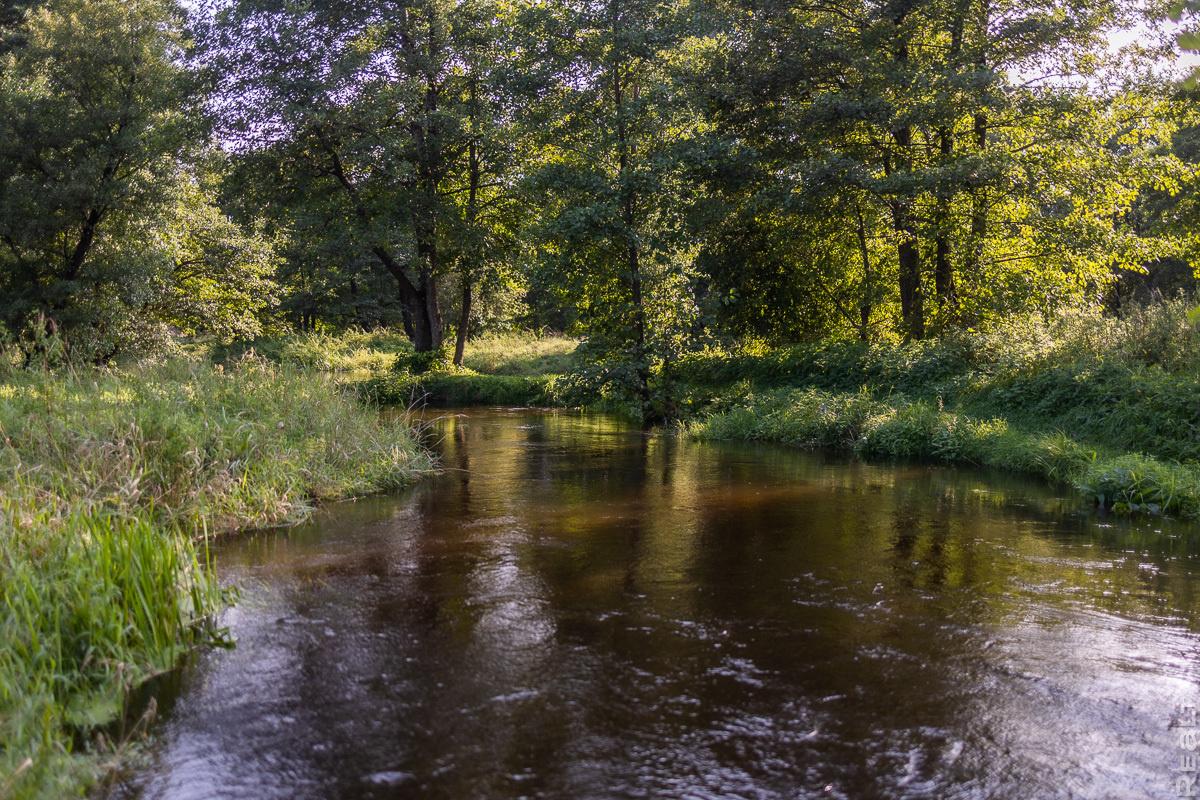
107;408;1200;799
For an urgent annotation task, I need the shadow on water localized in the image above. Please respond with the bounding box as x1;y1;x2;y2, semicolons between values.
106;408;1200;799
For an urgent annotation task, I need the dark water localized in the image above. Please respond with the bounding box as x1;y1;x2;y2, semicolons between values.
109;409;1200;800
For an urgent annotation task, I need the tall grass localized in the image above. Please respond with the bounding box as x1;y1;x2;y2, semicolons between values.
688;302;1200;523
678;298;1200;466
0;356;433;798
211;329;414;374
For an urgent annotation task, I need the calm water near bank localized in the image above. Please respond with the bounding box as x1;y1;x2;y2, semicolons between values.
107;409;1200;799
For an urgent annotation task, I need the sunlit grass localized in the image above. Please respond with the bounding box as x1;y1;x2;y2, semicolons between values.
677;299;1200;465
461;333;579;376
211;329;414;374
692;387;1200;520
357;332;580;408
0;356;434;799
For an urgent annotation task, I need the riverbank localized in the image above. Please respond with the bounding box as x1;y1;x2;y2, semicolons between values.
680;302;1200;519
0;357;433;799
689;388;1200;518
320;302;1200;521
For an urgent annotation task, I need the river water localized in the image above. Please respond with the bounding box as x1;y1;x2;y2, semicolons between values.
108;409;1200;799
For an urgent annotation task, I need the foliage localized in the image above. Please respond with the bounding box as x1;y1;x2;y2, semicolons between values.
200;0;529;353
0;0;278;360
521;0;707;418
0;356;432;798
691;0;1188;341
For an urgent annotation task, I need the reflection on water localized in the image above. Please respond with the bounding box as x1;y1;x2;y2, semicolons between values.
109;409;1200;799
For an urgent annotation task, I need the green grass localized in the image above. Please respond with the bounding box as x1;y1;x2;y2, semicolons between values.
361;371;559;407
0;356;433;798
215;330;582;409
460;333;579;376
674;299;1200;465
690;384;1200;520
210;329;414;375
358;332;580;409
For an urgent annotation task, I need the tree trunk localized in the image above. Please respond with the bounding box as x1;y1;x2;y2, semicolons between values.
855;205;873;342
64;207;103;282
966;0;990;280
324;141;442;352
406;293;437;353
933;0;967;315
895;202;924;340
400;305;415;341
454;281;471;366
888;132;924;340
611;33;653;422
889;0;923;340
934;129;956;311
454;89;482;368
967;111;988;277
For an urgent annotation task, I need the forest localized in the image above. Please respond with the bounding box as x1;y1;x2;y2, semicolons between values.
4;0;1200;796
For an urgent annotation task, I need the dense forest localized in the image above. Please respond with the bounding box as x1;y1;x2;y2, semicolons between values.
2;0;1198;408
6;0;1200;797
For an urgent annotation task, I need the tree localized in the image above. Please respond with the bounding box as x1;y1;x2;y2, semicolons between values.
690;0;1184;341
0;0;275;359
202;0;526;356
523;0;704;419
0;0;191;351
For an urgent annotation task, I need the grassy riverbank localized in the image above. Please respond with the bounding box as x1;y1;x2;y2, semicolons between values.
354;333;578;406
240;302;1200;521
682;301;1200;519
0;357;432;799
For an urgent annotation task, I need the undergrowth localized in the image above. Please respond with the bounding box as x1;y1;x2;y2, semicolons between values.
0;356;433;798
677;299;1200;465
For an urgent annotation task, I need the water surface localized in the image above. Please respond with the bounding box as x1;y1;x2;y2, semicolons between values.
110;409;1200;799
